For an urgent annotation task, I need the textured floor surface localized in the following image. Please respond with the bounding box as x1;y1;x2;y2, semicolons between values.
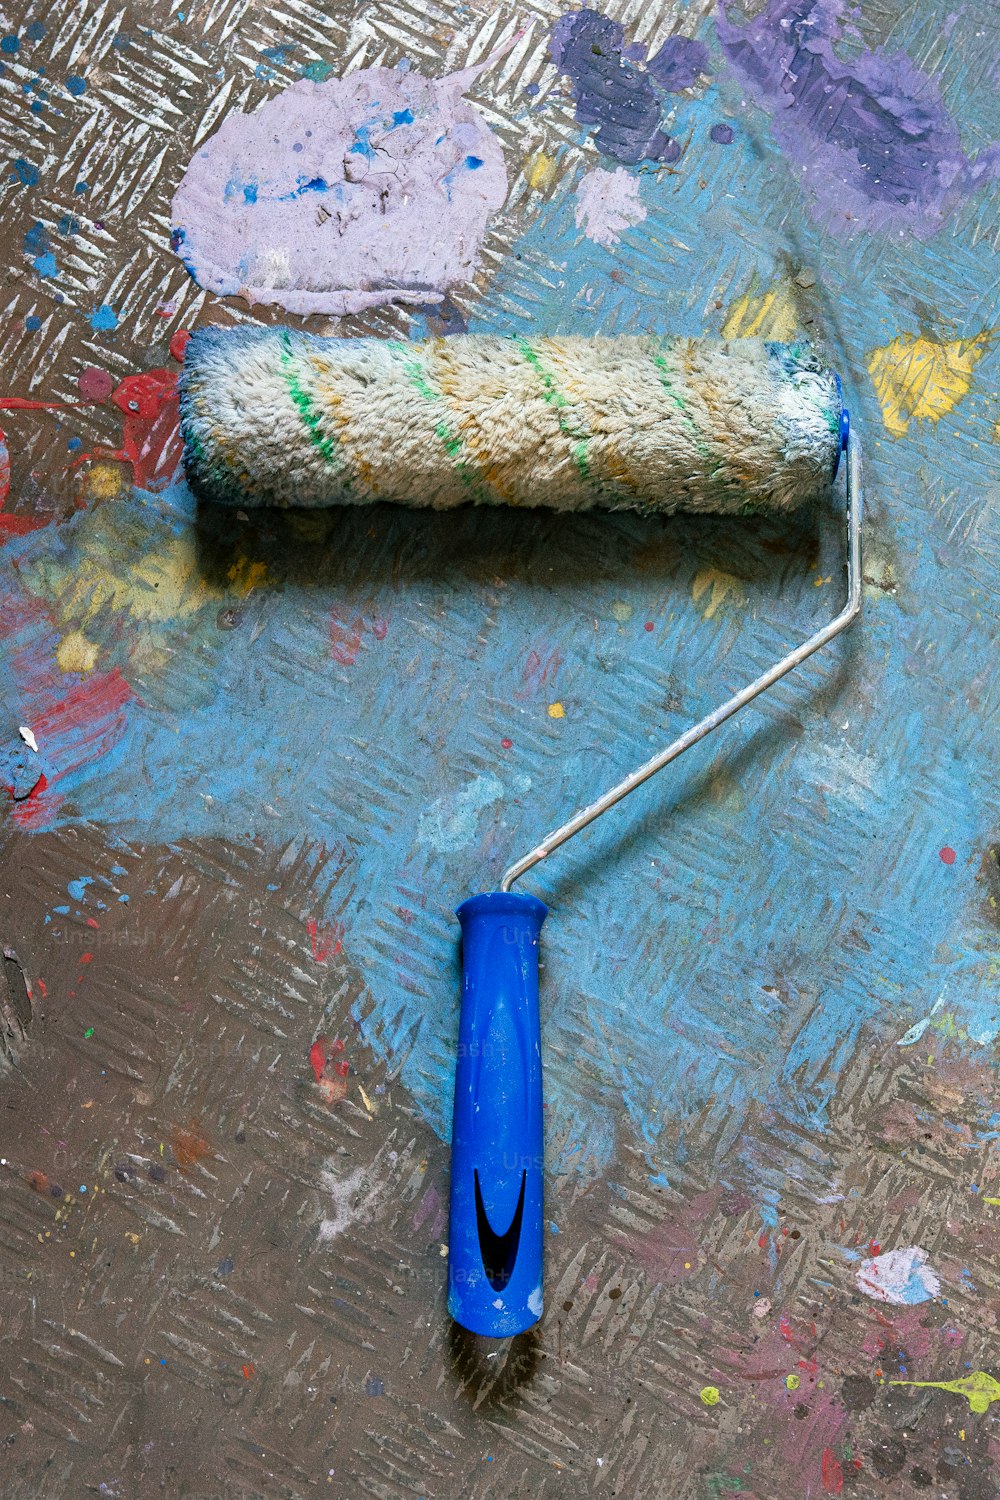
2;0;1000;1495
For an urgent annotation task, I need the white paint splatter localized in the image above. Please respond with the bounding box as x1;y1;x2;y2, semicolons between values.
856;1246;940;1305
18;726;38;753
172;55;511;316
574;167;647;246
417;772;529;853
897;992;946;1047
318;1163;381;1241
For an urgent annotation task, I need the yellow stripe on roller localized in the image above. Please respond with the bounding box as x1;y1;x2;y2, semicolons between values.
427;340;527;507
308;351;378;496
539;338;646;505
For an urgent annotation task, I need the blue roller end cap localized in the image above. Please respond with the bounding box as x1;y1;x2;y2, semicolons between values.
448;891;548;1337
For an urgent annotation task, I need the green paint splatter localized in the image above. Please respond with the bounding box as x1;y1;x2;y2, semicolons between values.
890;1371;1000;1415
84;1026;94;1038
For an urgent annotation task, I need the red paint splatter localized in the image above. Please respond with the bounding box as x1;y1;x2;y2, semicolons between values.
306;916;343;962
939;846;956;865
0;397;96;411
821;1447;844;1494
80;952;93;964
515;646;563;700
169;329;191;363
77;366;115;402
308;1035;350;1103
308;1039;328;1083
500;737;513;750
0;426;52;543
328;608;389;665
110;370;180;491
85;917;99;929
11;668;134;828
644;621;654;631
242;1363;254;1379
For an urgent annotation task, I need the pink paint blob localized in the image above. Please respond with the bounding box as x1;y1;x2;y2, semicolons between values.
77;366;115;401
939;845;957;864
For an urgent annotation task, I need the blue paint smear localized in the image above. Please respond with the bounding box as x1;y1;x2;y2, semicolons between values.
89;304;118;331
243;183;257;204
66;73;87;95
465;155;483;170
25;20;45;40
67;877;93;900
33;251;57;278
11;158;39;185
23;221;47;255
1;34;20;54
391;108;414;127
350;125;376;159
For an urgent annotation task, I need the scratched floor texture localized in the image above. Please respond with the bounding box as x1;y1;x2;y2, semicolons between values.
2;0;1000;1494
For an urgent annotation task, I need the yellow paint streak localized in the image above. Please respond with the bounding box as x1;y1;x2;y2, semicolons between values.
867;332;991;436
547;701;565;719
525;150;558;192
692;567;744;620
56;630;99;674
227;555;268;594
722;282;799;341
65;534;213;623
890;1371;1000;1415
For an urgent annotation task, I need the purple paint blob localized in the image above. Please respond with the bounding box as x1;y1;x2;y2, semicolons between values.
710;122;734;145
647;35;710;91
171;62;509;315
717;0;1000;237
550;9;693;165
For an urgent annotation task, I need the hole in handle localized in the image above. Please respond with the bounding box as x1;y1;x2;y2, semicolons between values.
475;1168;526;1290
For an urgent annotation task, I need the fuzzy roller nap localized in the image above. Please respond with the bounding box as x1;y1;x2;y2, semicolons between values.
180;323;860;1340
180;328;843;515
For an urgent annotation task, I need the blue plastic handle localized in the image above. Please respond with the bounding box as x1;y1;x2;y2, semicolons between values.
448;890;548;1337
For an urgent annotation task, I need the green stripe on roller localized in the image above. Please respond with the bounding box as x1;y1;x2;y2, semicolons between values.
515;338;593;484
278;331;344;475
652;345;714;466
388;342;484;497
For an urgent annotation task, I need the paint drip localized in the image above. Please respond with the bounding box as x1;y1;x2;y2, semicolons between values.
171;59;510;315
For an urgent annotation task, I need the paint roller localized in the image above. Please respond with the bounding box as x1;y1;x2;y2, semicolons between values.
180;326;863;1337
